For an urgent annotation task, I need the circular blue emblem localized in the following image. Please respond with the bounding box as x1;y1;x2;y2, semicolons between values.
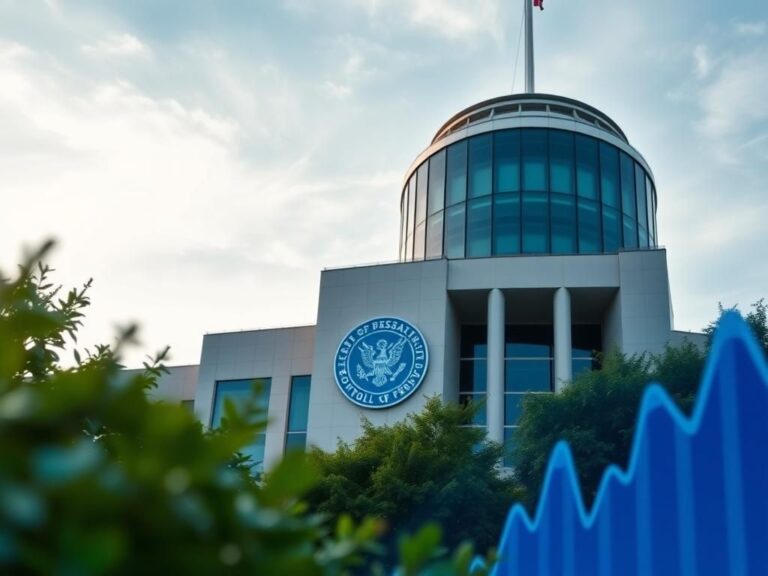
333;317;429;409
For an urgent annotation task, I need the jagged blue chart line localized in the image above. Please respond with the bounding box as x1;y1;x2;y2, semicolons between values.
490;313;768;576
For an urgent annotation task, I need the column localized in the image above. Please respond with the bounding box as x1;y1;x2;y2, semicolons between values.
553;287;573;393
487;288;505;444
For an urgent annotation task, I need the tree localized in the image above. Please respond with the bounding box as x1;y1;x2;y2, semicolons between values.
0;243;497;575
512;341;706;512
705;299;768;357
306;397;522;566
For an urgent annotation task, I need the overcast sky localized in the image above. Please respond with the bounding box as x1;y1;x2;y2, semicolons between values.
1;0;766;367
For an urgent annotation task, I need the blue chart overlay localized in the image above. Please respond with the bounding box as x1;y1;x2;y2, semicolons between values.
491;313;768;576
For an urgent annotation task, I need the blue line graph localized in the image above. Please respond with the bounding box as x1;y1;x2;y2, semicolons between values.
491;313;768;576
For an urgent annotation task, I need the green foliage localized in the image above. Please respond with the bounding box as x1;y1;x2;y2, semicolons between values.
0;244;387;575
306;397;520;568
705;299;768;357
512;341;706;511
0;242;499;575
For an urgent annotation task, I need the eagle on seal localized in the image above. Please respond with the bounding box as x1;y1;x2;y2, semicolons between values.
357;337;407;387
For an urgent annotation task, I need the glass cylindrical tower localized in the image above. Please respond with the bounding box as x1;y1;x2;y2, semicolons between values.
398;94;658;262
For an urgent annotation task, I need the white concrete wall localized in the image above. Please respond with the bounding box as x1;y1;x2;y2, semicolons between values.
123;365;198;403
308;259;449;452
617;250;673;356
193;326;315;470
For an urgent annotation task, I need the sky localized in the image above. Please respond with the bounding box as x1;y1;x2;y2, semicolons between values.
1;0;766;367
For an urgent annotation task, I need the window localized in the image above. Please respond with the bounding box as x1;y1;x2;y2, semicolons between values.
446;141;468;206
620;152;638;249
428;150;446;215
522;192;549;253
211;378;271;472
495;130;521;193
285;376;311;453
578;198;601;253
572;325;602;377
635;164;649;248
551;193;576;254
466;197;492;257
549;130;574;195
504;325;553;466
460;326;487;427
468;134;492;198
522;129;547;192
425;211;444;259
444;204;466;258
576;135;599;200
600;142;620;208
493;193;521;255
415;162;428;226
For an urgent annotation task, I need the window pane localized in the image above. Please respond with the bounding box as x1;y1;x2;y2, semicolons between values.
549;130;574;195
620;152;636;218
503;426;518;467
572;325;601;357
428;150;446;215
576;135;599;200
413;222;426;260
646;176;655;246
468;134;492;198
407;174;417;237
211;379;271;428
505;393;525;425
522;129;547;191
623;215;638;249
493;193;521;255
446;141;467;206
522;191;548;253
495;130;521;193
551;193;576;254
287;376;311;432
466;197;492;257
425;211;444;259
638;224;649;248
602;206;621;253
460;359;487;393
461;325;487;358
600;142;620;208
415;162;428;225
635;163;648;233
444;204;466;258
285;433;307;453
505;360;552;392
573;359;595;378
578;198;601;253
405;232;413;261
505;325;552;358
459;393;487;426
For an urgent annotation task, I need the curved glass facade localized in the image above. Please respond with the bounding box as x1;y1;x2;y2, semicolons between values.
399;128;657;261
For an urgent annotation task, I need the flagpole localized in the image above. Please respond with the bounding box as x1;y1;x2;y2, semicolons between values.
525;0;535;93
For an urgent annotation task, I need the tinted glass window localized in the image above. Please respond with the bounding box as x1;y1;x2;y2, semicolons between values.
428;150;446;215
602;206;621;253
646;176;655;246
578;198;601;253
494;193;521;255
620;152;636;218
461;325;488;358
549;130;574;195
415;162;428;225
466;197;492;257
287;376;311;432
504;393;525;424
522;191;548;253
413;222;426;260
444;204;466;258
505;325;552;357
635;163;648;233
600;142;620;208
468;134;492;198
446;141;467;206
623;214;638;249
212;379;271;471
505;360;551;392
551;193;576;254
425;211;444;259
495;130;521;193
576;135;599;200
522;129;547;192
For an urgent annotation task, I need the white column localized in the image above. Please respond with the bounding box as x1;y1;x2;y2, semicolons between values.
487;288;505;444
553;287;573;393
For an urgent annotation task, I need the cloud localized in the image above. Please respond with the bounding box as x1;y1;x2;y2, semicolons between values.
81;33;149;58
693;44;711;79
735;21;766;37
322;80;352;99
697;48;768;139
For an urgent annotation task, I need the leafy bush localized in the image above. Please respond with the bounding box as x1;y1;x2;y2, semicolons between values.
0;242;491;575
306;398;520;566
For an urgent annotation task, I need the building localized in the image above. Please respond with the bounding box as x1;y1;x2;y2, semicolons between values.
148;89;705;471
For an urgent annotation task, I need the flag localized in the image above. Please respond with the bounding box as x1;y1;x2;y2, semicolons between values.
533;0;544;10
